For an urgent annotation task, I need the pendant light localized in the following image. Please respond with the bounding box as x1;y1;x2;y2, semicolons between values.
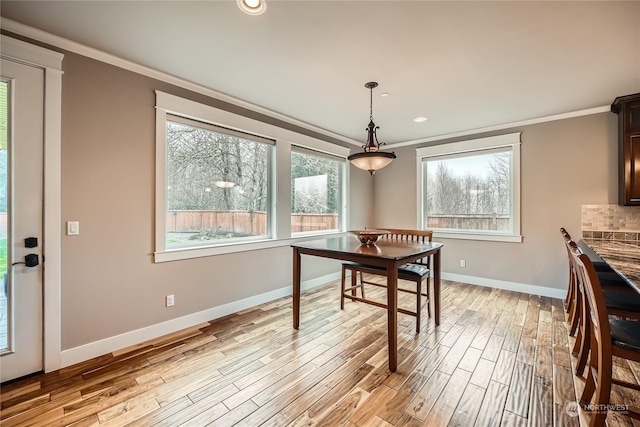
347;82;396;175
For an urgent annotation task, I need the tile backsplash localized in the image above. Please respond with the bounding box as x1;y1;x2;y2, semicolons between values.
582;204;640;241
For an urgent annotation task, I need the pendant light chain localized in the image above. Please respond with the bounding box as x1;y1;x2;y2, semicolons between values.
347;81;396;175
370;86;374;122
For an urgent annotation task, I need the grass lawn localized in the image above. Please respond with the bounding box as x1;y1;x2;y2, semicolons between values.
0;237;6;277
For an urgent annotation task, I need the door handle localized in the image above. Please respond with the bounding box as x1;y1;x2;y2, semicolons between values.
12;254;39;267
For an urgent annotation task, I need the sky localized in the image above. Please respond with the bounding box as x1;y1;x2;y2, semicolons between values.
425;151;501;180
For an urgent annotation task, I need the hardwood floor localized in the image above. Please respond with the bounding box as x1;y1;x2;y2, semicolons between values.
1;278;639;426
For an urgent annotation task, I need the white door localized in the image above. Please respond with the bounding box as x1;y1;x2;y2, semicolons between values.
0;57;45;382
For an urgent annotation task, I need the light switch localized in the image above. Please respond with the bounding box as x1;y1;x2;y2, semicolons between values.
67;221;80;236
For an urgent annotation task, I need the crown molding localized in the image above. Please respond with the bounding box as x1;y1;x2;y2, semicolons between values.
386;105;611;149
0;18;613;151
0;17;361;147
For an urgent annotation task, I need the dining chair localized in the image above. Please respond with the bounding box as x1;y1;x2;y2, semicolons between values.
560;228;636;336
340;229;432;333
561;228;632;314
563;238;640;376
570;248;640;427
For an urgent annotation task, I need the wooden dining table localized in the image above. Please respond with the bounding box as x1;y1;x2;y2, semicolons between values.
291;236;444;372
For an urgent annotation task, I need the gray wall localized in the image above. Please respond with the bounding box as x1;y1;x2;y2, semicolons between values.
59;51;373;350
12;33;623;352
372;113;619;291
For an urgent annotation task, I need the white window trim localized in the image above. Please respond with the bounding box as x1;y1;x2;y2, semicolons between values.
155;91;350;262
416;132;522;243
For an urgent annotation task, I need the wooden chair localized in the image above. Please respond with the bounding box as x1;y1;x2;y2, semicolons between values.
560;229;636;338
340;229;432;333
563;238;640;376
570;248;640;427
561;228;629;313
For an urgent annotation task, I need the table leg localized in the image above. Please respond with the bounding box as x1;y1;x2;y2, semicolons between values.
387;261;398;372
434;249;441;326
293;248;301;329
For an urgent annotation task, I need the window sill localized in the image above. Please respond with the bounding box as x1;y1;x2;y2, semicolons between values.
154;231;347;263
432;230;523;243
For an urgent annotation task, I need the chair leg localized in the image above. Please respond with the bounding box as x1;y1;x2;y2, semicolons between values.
571;289;581;352
359;272;365;299
588;359;612;427
569;289;581;337
426;276;431;318
575;287;590;375
340;266;347;310
581;366;596;408
416;279;421;333
575;322;590;376
585;329;613;427
572;324;581;356
351;269;357;298
565;271;574;313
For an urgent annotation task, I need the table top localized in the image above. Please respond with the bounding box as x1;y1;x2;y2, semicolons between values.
581;238;640;292
292;236;443;261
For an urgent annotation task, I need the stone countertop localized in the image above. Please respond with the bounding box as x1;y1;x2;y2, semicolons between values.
582;238;640;293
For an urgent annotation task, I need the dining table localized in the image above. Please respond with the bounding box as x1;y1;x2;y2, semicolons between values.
580;238;640;293
291;236;444;372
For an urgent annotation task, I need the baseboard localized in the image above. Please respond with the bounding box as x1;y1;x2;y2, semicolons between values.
441;272;566;299
60;270;565;368
60;272;340;368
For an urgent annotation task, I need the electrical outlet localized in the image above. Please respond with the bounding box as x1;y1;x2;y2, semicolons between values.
67;221;80;236
460;260;466;267
166;294;175;307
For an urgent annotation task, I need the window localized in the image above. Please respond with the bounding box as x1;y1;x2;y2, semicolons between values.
291;147;344;234
155;91;351;262
165;116;273;249
417;133;522;242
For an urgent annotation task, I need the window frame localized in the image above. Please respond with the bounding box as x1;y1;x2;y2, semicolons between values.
164;114;275;250
416;132;522;243
154;91;350;262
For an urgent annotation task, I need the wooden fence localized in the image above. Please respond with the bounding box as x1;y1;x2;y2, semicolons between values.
291;213;339;233
167;211;338;235
426;214;510;230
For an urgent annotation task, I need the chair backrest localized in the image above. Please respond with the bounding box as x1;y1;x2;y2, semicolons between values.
379;228;433;243
377;229;433;265
561;229;579;288
570;244;612;365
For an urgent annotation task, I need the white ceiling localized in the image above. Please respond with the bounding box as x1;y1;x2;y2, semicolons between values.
2;1;639;146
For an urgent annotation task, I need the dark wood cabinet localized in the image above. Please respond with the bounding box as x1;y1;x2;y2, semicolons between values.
611;93;640;206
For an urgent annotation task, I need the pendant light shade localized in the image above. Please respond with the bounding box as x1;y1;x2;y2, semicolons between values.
347;82;396;175
348;151;395;172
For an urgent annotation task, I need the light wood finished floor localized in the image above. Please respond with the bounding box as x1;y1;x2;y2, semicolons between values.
1;278;639;426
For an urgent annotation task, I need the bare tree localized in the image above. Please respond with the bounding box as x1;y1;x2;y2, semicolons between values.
291;151;339;214
425;151;511;228
166;122;269;212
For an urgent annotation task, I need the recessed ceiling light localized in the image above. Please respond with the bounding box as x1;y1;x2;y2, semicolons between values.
380;92;389;97
237;0;267;15
413;116;428;123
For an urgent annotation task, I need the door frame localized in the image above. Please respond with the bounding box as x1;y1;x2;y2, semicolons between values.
1;35;63;373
